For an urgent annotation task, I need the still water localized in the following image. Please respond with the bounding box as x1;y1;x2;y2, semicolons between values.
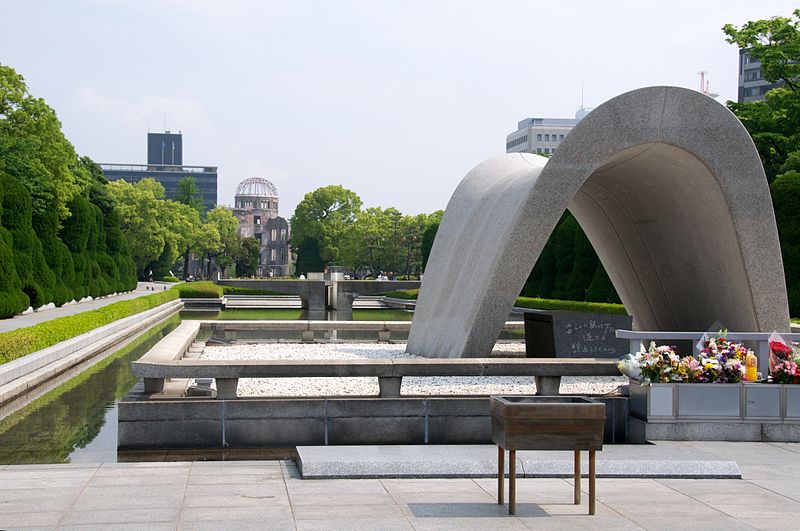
0;309;417;464
0;315;180;464
179;308;415;321
0;308;521;464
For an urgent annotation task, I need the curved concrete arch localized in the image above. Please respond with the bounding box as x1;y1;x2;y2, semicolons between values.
407;86;790;358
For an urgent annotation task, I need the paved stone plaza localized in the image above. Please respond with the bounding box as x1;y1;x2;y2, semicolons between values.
1;442;799;529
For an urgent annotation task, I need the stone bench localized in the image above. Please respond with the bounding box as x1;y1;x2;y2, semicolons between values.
131;357;621;399
137;320;201;393
206;320;523;342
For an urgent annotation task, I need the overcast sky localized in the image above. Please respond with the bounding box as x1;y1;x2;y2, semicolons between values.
1;0;796;218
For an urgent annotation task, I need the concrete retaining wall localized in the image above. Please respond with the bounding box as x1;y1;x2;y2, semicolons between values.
117;393;628;449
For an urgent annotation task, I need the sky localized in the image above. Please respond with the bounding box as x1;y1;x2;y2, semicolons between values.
1;0;797;218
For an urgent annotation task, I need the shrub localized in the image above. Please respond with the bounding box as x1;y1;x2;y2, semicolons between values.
162;276;180;283
514;296;627;315
384;289;420;300
0;227;28;318
0;289;179;365
173;281;223;298
220;286;284;296
382;289;627;315
0;173;56;308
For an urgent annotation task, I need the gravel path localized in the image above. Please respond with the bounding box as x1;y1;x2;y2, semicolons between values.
199;343;627;397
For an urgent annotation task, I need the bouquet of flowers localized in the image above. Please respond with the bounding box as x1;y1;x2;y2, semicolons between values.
619;331;752;385
695;332;747;383
618;342;691;385
773;358;800;384
769;333;794;374
769;332;800;384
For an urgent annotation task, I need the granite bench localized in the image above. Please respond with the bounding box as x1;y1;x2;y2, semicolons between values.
131;357;621;399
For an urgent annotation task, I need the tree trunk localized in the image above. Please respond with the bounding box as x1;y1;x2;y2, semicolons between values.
183;247;190;279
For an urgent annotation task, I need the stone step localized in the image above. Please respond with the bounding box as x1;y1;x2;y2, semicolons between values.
296;444;741;480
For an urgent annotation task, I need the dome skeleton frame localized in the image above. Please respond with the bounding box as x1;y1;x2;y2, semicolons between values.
235;177;278;198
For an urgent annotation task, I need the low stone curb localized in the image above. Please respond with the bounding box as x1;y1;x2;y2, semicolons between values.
296;444;742;479
0;299;183;408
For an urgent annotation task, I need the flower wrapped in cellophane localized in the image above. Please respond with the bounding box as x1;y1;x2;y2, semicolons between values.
696;331;748;383
769;331;800;384
620;331;752;385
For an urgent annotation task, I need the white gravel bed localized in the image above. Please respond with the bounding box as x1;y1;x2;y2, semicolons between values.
197;343;626;397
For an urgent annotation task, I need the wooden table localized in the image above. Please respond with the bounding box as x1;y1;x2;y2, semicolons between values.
491;395;605;515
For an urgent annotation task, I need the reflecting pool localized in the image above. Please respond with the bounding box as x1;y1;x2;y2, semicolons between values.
0;315;180;464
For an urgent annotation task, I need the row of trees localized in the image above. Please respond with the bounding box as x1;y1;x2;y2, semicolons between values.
106;176;257;281
0;65;137;318
290;185;442;278
287;184;619;303
724;9;800;315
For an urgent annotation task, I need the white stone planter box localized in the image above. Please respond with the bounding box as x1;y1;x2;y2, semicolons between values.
629;379;800;423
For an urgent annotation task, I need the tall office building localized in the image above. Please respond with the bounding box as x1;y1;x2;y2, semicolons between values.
505;108;590;155
100;131;218;211
738;50;783;103
147;132;183;165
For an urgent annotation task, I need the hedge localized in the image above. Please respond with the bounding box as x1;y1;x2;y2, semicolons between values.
383;289;627;315
384;289;420;300
0;289;178;366
220;286;285;296
162;276;180;283
0;172;137;318
173;282;285;297
514;296;628;315
173;281;223;298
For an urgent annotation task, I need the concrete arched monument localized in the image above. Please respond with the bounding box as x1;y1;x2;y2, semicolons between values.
407;86;790;358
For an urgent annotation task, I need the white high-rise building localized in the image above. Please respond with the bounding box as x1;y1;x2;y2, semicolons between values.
505;108;590;155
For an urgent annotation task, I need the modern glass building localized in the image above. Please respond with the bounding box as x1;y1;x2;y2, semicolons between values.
100;131;218;211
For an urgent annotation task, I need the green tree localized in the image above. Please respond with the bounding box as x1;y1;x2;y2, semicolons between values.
234;237;261;277
173;176;205;277
0;64;136;315
294;238;325;277
724;10;800;91
290;185;362;269
343;207;397;276
175;176;204;215
196;222;221;279
521;212;620;303
107;178;168;276
725;11;800;312
421;222;438;270
204;206;239;277
156;200;202;279
0;64;84;224
771;172;800;315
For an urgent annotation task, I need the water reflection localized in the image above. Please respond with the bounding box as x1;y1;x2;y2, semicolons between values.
0;315;180;464
179;308;415;321
0;308;521;465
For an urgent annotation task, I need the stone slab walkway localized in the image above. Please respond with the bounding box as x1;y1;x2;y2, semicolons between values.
296;443;742;479
0;282;174;334
1;442;799;529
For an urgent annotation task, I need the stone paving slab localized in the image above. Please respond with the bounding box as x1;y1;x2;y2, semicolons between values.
296;443;742;479
0;443;799;529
